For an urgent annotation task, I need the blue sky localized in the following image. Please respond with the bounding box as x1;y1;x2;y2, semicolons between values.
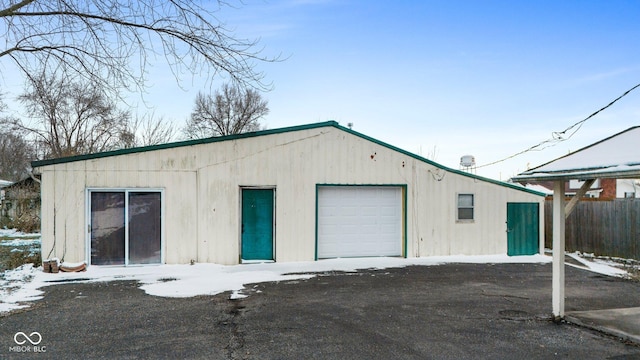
4;0;640;180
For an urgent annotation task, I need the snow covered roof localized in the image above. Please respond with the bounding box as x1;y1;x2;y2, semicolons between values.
521;183;554;195
513;126;640;181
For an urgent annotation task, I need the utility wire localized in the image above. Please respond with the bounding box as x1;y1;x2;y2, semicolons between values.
477;82;640;169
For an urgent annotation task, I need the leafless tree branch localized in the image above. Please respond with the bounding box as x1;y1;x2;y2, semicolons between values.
9;72;131;158
1;0;275;94
183;83;268;139
124;112;177;147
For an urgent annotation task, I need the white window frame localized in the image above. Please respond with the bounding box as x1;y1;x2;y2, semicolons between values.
86;188;165;266
456;193;475;222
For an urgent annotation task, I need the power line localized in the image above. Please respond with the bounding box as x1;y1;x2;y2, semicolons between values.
477;82;640;169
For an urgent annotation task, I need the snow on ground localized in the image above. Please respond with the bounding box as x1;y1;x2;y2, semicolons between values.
0;238;41;247
0;264;43;314
0;228;41;239
0;229;41;258
0;251;633;315
1;255;551;314
566;252;631;277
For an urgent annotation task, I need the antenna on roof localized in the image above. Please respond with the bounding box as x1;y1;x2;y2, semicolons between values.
347;122;353;130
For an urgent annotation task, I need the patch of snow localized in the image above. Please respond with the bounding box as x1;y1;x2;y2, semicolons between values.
59;261;86;268
517;164;640;180
521;183;553;195
0;264;45;313
0;229;41;239
0;254;552;314
44;257;60;265
1;238;41;247
11;248;40;257
566;253;629;278
230;290;248;300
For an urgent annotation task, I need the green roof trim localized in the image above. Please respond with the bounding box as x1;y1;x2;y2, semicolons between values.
31;121;339;168
330;123;545;197
31;120;545;196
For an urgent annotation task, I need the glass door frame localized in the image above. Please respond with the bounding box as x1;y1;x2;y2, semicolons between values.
86;188;165;266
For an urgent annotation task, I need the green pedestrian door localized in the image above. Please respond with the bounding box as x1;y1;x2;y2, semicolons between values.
241;189;274;261
507;203;540;256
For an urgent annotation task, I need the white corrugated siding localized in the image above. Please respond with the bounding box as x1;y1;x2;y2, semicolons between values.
36;125;544;265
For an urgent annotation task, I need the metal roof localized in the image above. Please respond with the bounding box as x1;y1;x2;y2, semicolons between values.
512;126;640;182
31;120;545;196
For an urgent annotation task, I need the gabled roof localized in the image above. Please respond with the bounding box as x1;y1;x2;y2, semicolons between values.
513;126;640;182
32;121;544;196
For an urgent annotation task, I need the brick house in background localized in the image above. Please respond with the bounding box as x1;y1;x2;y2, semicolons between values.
517;178;639;200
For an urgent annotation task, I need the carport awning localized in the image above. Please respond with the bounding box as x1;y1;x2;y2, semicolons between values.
512;126;640;182
511;125;640;320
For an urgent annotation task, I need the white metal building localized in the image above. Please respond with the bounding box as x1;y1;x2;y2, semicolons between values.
32;121;545;266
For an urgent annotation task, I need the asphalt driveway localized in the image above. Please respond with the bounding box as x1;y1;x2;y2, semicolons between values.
1;262;640;359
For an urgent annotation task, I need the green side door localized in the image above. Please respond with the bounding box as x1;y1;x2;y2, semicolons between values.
241;189;274;260
507;202;540;256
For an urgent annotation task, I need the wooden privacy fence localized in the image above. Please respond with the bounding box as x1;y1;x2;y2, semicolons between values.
544;199;640;260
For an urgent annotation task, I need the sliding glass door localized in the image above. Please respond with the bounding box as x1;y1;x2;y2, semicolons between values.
90;190;162;265
128;192;162;264
90;192;126;265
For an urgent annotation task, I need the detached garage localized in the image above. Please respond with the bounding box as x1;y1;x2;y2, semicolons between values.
32;121;544;266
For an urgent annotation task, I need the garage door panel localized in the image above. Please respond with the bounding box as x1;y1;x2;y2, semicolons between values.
361;225;378;233
317;186;402;259
360;207;378;216
380;224;397;233
341;206;358;216
322;226;340;235
380;206;397;216
343;224;359;234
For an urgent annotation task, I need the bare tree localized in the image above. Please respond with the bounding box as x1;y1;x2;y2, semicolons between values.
0;131;34;181
0;1;273;93
123;112;177;148
10;73;131;158
0;95;34;181
184;83;269;139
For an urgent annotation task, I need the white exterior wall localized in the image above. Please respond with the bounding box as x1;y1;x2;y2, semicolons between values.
36;125;544;265
617;179;640;198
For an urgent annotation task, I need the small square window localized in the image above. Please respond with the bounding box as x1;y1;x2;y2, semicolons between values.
457;194;474;221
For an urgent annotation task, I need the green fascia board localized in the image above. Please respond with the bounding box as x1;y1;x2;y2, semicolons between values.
31;120;545;197
331;124;546;197
30;121;340;168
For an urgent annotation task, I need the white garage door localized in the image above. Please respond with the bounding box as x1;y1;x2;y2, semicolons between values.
317;186;403;258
